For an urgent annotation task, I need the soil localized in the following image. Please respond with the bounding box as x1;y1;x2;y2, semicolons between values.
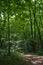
25;54;43;65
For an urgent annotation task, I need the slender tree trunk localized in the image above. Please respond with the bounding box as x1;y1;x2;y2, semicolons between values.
0;12;1;46
7;1;10;55
0;0;1;46
29;1;33;39
29;1;36;52
33;0;42;51
38;0;42;29
33;0;36;40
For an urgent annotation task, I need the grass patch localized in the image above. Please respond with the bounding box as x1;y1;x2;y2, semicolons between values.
0;52;31;65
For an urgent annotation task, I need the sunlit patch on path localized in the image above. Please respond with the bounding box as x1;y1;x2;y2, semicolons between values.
25;54;43;65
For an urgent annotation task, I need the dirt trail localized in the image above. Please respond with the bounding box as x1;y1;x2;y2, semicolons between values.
25;54;43;65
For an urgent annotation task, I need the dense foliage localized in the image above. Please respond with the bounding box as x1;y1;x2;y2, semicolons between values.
0;0;43;55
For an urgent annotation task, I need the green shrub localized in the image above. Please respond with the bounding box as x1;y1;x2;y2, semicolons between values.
0;52;29;65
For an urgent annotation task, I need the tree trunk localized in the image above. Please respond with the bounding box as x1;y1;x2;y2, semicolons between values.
7;1;10;55
29;1;33;39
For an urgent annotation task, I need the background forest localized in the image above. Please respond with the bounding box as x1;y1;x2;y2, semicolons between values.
0;0;43;56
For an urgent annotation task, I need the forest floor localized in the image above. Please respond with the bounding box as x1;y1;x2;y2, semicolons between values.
24;54;43;65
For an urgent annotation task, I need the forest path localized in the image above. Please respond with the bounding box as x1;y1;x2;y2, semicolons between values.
25;54;43;65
